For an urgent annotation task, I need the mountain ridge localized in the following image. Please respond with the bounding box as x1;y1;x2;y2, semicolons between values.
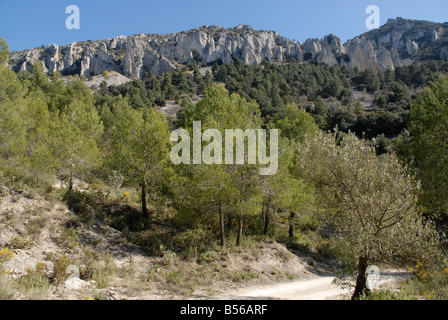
8;18;448;79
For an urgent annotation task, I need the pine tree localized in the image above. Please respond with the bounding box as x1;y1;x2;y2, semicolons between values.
47;100;103;190
109;102;171;216
260;139;314;236
173;84;265;246
407;75;448;226
0;39;27;162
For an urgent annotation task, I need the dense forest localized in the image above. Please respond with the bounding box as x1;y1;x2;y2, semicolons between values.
100;57;448;142
1;36;448;300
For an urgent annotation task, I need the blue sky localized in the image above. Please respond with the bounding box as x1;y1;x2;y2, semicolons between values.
1;0;447;51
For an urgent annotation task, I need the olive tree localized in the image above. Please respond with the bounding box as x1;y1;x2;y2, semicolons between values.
297;131;440;299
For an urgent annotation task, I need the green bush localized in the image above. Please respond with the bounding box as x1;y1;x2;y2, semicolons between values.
51;254;73;285
170;228;217;258
63;190;96;223
62;227;80;249
16;262;50;290
9;234;33;250
358;289;417;300
401;260;448;300
199;250;220;264
79;249;116;289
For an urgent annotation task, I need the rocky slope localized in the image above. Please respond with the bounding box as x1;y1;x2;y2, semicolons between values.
8;18;448;78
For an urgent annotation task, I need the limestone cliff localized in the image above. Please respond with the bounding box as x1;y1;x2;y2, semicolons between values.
9;25;302;78
8;18;448;78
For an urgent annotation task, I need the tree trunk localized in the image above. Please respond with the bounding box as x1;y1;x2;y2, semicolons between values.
351;256;369;300
289;212;296;238
141;178;148;216
263;207;271;235
69;172;74;192
227;212;233;232
219;204;226;247
261;204;266;223
236;213;243;247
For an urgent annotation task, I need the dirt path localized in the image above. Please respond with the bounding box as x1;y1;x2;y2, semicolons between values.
214;276;349;300
214;270;410;300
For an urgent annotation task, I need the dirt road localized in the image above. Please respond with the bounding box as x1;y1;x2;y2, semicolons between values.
214;270;410;300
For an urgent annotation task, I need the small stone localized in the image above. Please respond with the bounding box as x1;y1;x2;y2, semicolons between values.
65;277;86;291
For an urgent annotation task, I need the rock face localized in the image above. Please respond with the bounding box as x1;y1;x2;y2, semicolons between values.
9;25;303;78
8;18;448;78
302;34;347;67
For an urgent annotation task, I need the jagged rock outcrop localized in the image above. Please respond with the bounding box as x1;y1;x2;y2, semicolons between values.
339;36;396;71
8;18;448;78
359;17;448;64
9;25;303;78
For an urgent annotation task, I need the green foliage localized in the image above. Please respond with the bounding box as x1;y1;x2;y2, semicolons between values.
79;250;116;289
22;94;54;184
272;104;319;142
351;69;380;93
0;66;26;104
9;234;34;250
305;96;328;128
406;75;448;225
16;262;50;291
46;100;103;188
0;100;27;160
0;38;9;66
402;259;448;300
260;138;315;236
105;100;172;218
297;130;441;298
51;254;73;285
61;227;80;249
173;84;265;246
213;60;352;118
0;45;27;162
109;104;171;184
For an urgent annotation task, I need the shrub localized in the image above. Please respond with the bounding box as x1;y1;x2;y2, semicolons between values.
79;249;116;289
0;247;14;278
402;259;448;300
0;247;14;266
26;215;49;240
0;276;14;300
9;234;33;249
51;254;73;285
16;262;50;290
232;270;260;282
63;190;95;222
170;228;217;258
358;289;417;300
199;250;220;264
62;227;80;249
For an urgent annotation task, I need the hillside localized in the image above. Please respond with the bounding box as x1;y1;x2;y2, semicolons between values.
0;189;335;300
